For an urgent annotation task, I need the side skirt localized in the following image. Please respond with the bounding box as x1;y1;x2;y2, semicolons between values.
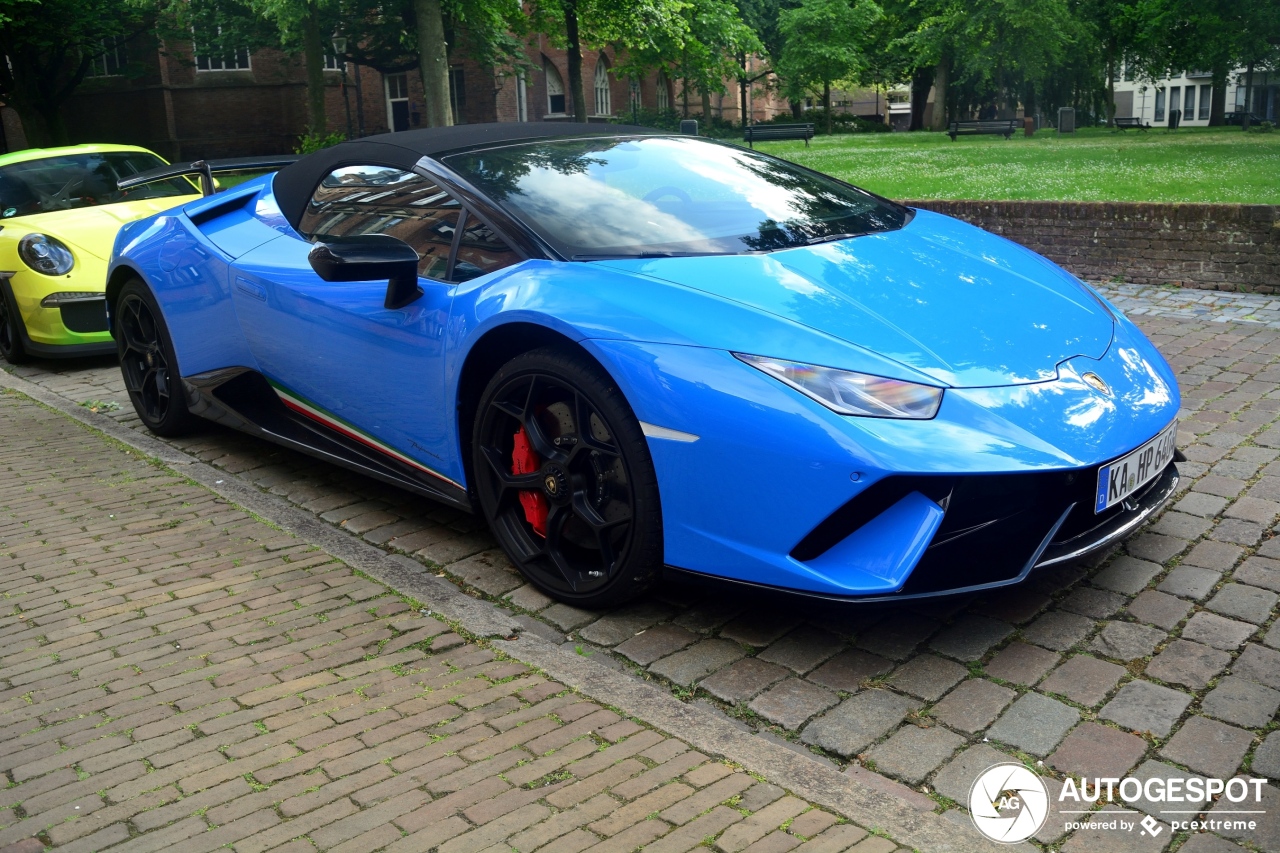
183;367;472;511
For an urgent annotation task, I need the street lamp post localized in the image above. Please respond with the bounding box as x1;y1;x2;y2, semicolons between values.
353;61;365;137
331;31;353;140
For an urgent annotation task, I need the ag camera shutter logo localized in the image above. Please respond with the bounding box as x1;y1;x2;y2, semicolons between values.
968;763;1050;843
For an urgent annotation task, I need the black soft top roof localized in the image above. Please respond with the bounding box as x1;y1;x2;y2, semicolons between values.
273;122;662;229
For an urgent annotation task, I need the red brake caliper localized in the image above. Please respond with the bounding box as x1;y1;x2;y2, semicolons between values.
512;427;548;537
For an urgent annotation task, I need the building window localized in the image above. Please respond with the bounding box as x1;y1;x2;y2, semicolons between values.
1184;86;1196;119
656;71;670;112
324;54;342;71
1170;86;1180;118
594;61;611;116
1154;87;1165;122
386;72;409;131
1199;85;1211;119
1123;60;1134;82
515;69;528;122
88;36;127;77
194;28;250;71
546;62;565;114
1254;86;1272;119
449;68;466;125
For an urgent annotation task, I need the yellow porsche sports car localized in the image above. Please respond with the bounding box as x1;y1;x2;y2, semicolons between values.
0;144;201;363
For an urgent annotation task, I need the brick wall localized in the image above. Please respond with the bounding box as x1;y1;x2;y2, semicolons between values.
905;200;1280;294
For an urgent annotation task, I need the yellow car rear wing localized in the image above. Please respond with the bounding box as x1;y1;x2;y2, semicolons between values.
117;156;300;197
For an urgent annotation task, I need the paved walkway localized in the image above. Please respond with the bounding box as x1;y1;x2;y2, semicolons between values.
1097;282;1280;328
7;280;1280;852
0;392;907;853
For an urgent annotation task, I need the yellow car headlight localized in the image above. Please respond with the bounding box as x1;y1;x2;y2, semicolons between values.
19;234;75;276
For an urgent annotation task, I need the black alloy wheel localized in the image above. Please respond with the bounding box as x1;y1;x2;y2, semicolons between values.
473;347;662;608
115;279;197;436
0;286;29;364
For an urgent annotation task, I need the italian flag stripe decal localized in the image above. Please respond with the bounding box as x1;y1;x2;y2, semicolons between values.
267;379;463;490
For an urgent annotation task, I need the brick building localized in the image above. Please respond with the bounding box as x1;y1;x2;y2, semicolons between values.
2;27;786;159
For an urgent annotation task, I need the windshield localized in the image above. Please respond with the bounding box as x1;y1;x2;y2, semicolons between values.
443;136;907;259
0;151;195;219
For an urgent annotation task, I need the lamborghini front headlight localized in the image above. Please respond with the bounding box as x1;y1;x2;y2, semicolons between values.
736;354;944;419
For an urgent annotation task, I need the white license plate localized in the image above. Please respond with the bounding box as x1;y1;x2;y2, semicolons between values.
1095;421;1178;513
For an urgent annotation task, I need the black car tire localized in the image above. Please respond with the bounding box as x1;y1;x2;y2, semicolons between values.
473;346;662;608
0;285;30;365
115;279;199;437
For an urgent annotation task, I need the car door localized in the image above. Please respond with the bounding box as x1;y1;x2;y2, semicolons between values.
231;164;519;490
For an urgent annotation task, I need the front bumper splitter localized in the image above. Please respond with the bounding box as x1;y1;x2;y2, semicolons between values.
664;462;1180;604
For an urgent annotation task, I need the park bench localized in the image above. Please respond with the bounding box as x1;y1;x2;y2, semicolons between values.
1113;117;1151;131
744;123;815;149
947;119;1018;140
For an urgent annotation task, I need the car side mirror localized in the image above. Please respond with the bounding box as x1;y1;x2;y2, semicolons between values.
307;234;423;310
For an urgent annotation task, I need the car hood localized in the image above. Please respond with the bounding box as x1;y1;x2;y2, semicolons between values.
4;197;199;261
598;209;1114;388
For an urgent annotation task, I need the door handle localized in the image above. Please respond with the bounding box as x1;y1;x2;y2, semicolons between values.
235;277;267;302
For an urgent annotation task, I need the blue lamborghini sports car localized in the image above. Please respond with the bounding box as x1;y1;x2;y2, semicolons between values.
108;123;1181;607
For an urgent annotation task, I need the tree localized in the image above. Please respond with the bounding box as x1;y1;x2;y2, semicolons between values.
895;0;1078;130
777;0;883;134
689;0;762;120
626;0;760;119
0;0;152;145
154;0;333;135
865;0;932;129
412;0;532;128
331;0;418;73
944;0;1077;122
249;0;337;135
1077;0;1142;126
172;0;526;133
889;0;964;130
1131;0;1280;125
737;0;800;116
529;0;689;121
414;0;452;126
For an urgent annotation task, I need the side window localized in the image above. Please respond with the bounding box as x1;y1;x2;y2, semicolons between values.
452;211;521;282
298;165;460;280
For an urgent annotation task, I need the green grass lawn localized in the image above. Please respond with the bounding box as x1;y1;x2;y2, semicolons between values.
217;171;267;189
751;126;1280;204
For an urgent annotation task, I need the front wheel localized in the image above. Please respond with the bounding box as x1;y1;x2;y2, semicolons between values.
0;286;30;364
472;347;663;608
115;279;198;436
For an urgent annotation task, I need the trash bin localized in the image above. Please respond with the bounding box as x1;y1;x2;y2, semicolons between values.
1057;107;1076;134
1024;117;1035;137
1168;108;1181;130
679;119;698;136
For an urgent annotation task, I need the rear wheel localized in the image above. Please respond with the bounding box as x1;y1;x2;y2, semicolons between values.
0;287;30;364
116;279;198;436
473;347;662;608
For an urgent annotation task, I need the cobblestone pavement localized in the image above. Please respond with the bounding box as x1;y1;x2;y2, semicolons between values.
0;393;909;853
9;279;1280;852
1097;282;1280;328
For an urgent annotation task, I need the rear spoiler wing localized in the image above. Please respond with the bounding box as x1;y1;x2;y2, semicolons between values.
117;155;300;197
